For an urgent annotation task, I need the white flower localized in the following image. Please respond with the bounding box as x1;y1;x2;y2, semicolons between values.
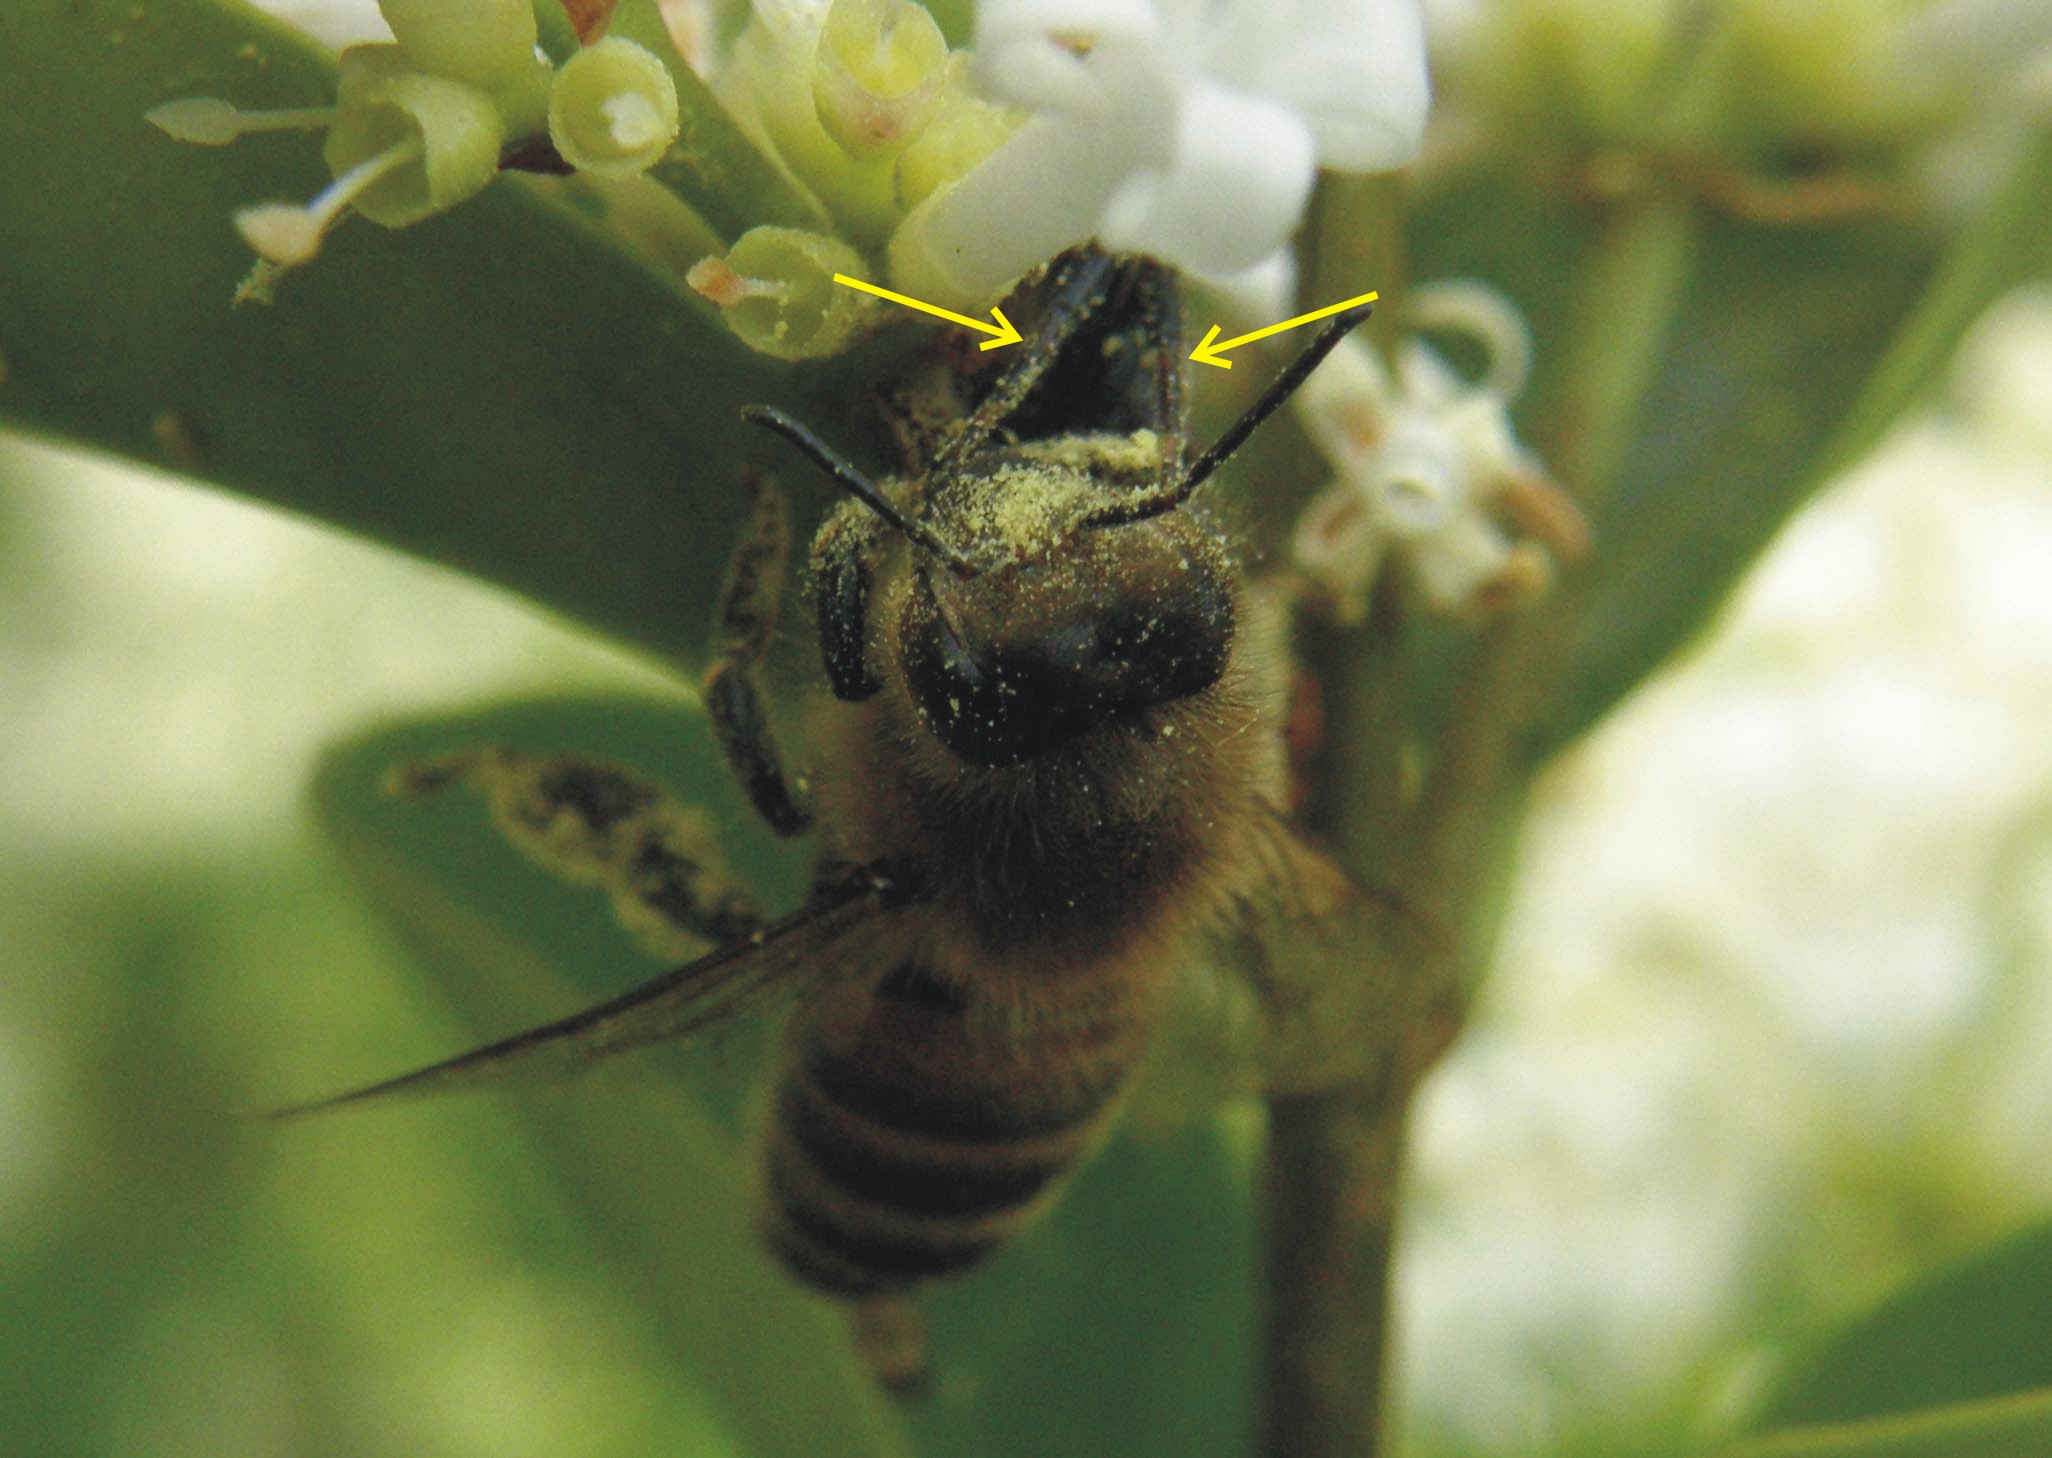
1292;281;1589;620
247;0;392;49
1901;0;2052;111
891;0;1430;304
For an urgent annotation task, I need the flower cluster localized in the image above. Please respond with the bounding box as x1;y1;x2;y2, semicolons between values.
171;0;1431;347
889;0;1430;307
699;0;1430;347
150;0;680;298
1436;0;2052;221
1291;283;1590;621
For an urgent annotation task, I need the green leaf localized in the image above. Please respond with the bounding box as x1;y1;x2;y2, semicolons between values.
1535;205;1932;757
0;0;881;674
1816;128;2052;480
310;694;904;1458
1712;1389;2052;1458
1750;1221;2052;1430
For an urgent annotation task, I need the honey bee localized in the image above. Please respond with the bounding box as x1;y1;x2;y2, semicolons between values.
283;246;1387;1386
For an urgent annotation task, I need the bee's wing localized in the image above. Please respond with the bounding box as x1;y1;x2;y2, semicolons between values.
1138;821;1441;1119
271;868;900;1120
1231;820;1444;1095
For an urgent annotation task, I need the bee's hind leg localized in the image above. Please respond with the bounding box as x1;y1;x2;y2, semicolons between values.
853;1293;931;1402
703;469;815;838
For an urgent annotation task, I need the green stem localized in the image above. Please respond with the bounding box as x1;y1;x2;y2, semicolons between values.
1260;1063;1417;1458
1257;158;1705;1458
1257;191;1422;1458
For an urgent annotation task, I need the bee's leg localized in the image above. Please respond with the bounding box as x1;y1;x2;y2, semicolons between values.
387;751;764;959
929;244;1120;479
852;1293;931;1401
876;377;963;474
703;470;814;837
1131;253;1188;480
1091;296;1376;528
810;501;886;703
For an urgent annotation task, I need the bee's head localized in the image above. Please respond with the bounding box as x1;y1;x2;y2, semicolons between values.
738;268;1367;771
898;462;1236;768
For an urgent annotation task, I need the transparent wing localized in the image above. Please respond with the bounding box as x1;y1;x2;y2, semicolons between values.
271;866;903;1120
1132;820;1441;1123
1236;819;1444;1096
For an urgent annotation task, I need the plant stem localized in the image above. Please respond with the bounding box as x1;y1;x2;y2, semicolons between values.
1260;1062;1415;1458
1258;167;1700;1457
1260;588;1447;1458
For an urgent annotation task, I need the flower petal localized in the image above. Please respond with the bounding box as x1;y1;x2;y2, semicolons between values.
889;114;1128;302
1191;250;1297;329
1412;514;1512;611
249;0;392;49
1369;415;1467;535
1293;335;1397;463
972;0;1164;112
1097;78;1315;275
1204;0;1430;170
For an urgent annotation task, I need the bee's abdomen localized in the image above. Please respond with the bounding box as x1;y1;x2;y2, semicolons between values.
761;961;1141;1297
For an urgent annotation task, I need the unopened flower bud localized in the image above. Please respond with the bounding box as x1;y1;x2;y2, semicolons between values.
686;226;874;360
814;0;951;155
379;0;538;87
325;49;506;227
549;36;682;179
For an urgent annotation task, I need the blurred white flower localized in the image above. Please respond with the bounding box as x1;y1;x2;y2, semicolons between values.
1291;281;1587;619
1903;0;2052;80
250;0;392;49
891;0;1430;302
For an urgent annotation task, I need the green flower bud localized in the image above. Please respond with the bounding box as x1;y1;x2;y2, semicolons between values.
229;48;503;273
1449;0;1681;145
721;1;904;244
325;47;506;227
686;226;875;361
893;55;1018;211
814;0;950;156
378;0;538;88
549;37;682;179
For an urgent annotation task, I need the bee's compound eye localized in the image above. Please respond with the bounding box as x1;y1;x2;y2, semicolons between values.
900;543;1233;768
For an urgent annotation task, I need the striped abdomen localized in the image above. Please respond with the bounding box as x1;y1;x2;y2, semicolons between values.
760;959;1148;1297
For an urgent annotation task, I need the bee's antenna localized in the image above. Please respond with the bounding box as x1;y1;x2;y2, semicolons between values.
1083;300;1375;528
741;405;979;577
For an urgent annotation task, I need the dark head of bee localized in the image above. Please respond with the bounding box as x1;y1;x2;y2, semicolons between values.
901;503;1234;768
745;247;1367;773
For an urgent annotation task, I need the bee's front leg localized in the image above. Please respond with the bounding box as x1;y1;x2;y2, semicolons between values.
703;470;814;837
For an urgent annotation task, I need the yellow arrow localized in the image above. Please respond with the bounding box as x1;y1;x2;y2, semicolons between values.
832;273;1024;351
1188;289;1379;369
